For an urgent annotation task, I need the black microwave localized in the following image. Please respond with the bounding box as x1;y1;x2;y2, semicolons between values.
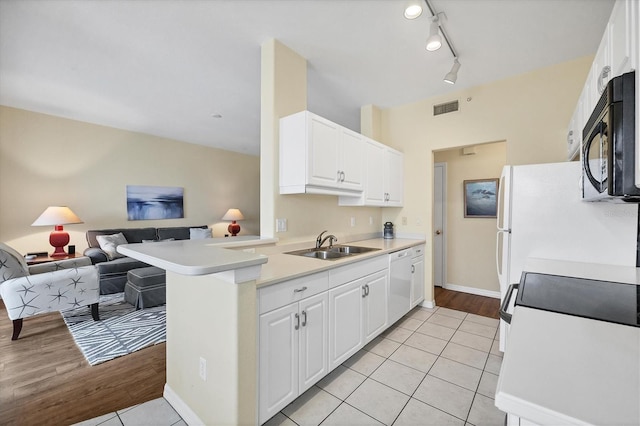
582;71;639;202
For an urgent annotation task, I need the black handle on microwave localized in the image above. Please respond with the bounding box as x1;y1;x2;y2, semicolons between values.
582;120;608;193
499;283;519;324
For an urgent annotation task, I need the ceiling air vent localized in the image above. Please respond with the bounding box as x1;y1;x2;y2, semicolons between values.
433;100;459;116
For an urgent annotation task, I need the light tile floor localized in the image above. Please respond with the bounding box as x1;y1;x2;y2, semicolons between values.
74;306;505;426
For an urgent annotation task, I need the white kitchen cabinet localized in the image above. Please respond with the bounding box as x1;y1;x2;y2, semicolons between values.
280;111;363;196
410;245;425;309
328;278;364;370
338;139;404;207
258;292;328;424
384;147;404;206
258;273;329;424
609;0;633;78
362;270;389;342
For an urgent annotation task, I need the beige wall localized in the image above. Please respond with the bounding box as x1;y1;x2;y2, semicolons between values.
434;142;507;293
0;106;260;254
380;55;592;303
261;40;383;244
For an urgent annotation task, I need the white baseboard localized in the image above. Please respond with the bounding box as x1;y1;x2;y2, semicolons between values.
442;283;501;299
420;299;436;309
164;383;204;426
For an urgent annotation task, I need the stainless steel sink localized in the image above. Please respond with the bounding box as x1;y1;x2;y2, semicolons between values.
328;245;379;254
285;245;379;261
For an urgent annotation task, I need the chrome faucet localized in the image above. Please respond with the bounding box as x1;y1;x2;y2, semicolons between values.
316;230;338;249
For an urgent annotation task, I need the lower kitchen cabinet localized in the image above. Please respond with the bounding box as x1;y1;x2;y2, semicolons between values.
410;246;425;308
258;292;328;424
328;269;388;370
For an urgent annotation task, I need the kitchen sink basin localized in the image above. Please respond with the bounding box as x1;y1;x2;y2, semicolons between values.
285;245;379;261
327;245;379;254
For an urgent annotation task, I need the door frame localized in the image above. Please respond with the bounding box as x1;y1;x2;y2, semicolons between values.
433;162;447;288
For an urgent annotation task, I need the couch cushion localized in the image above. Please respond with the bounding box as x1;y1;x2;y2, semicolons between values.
95;257;149;275
157;226;206;241
96;233;128;260
86;228;157;248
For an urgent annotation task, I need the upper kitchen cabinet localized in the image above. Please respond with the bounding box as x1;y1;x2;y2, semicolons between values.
339;138;404;207
280;111;363;196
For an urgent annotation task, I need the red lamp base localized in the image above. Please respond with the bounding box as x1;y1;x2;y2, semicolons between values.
227;221;241;237
49;225;70;257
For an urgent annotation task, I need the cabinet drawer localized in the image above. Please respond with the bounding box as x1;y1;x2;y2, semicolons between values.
259;272;329;314
412;245;425;258
329;255;388;288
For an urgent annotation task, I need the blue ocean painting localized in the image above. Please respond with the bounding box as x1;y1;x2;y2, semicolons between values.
465;180;498;217
127;185;184;220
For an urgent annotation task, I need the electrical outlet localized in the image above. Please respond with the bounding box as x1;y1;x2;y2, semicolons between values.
275;218;288;232
199;357;207;381
350;217;356;227
402;216;408;226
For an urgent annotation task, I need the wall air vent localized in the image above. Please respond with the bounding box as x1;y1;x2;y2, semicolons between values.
433;100;459;116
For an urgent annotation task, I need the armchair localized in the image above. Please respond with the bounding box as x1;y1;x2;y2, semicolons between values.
0;243;100;340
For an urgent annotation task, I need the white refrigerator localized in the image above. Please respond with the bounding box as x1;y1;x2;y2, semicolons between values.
496;161;638;351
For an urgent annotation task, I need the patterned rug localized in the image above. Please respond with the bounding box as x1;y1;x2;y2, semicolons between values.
62;293;166;366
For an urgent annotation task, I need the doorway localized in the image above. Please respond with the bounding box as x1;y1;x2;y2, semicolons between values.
433;162;446;287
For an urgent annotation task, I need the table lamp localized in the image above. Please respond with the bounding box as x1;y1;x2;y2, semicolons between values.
31;206;83;257
222;208;244;236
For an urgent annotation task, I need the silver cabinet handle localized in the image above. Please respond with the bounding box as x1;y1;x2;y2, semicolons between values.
301;310;307;327
337;170;341;182
365;284;370;296
293;286;307;293
341;171;345;182
294;313;300;330
411;265;415;273
362;285;367;298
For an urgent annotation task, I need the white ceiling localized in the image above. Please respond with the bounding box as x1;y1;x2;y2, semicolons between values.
0;0;614;156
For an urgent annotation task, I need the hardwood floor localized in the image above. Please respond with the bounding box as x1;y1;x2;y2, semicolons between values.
0;288;498;425
0;300;165;426
434;286;500;319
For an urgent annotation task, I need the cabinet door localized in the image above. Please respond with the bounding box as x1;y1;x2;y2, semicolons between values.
259;303;299;424
328;279;364;371
364;139;385;205
384;148;404;206
410;256;425;308
610;0;631;77
308;114;340;188
362;270;389;343
339;129;364;190
298;292;328;393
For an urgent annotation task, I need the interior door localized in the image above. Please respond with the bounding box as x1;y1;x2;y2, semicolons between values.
433;163;446;287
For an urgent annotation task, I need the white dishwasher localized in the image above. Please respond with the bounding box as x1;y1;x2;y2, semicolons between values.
388;248;412;325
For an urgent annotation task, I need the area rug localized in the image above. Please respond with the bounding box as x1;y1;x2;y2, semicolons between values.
62;293;166;366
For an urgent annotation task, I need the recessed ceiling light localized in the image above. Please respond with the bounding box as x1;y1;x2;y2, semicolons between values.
404;3;423;19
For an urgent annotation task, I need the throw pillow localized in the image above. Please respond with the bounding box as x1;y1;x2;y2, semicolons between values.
0;243;30;282
190;227;212;240
96;233;128;260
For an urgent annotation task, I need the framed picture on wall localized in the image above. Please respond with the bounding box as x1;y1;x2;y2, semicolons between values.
126;185;184;220
463;178;499;218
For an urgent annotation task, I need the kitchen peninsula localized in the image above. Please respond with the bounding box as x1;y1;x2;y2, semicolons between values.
118;235;426;425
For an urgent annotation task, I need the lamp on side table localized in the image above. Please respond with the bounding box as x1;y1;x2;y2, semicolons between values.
31;206;83;257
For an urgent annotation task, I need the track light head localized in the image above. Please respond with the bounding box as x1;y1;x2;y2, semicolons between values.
426;17;442;51
404;2;423;19
444;59;461;84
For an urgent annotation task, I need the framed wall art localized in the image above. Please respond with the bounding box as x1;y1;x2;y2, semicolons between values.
463;178;499;218
126;185;184;220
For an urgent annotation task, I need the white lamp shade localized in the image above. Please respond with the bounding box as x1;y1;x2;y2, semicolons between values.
221;208;244;221
404;3;423;19
32;206;83;226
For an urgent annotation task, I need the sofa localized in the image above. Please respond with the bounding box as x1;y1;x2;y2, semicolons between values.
84;225;207;294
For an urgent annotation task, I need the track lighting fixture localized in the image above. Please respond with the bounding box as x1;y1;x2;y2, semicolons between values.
404;2;423;19
444;59;461;84
426;16;442;51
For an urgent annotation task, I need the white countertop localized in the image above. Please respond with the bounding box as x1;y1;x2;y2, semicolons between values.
118;238;269;276
255;238;424;288
496;259;640;425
